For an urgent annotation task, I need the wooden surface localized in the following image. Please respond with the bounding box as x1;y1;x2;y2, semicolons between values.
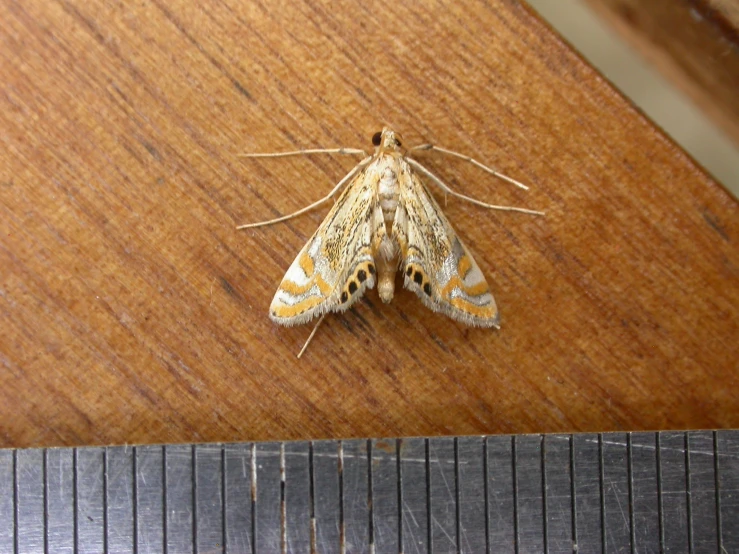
584;0;739;146
0;0;737;450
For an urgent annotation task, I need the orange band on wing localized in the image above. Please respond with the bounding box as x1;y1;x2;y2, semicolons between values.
298;251;314;276
279;274;332;296
278;252;332;296
457;255;472;278
272;295;324;318
440;276;489;299
449;297;497;318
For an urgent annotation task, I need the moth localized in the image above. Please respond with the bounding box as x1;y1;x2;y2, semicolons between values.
238;128;543;356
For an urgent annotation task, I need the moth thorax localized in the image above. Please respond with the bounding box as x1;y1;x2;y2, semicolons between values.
378;166;399;223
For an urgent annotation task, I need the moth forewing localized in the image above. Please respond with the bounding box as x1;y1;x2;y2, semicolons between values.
396;168;500;328
268;164;381;326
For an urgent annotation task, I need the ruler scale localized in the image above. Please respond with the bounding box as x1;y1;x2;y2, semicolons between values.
1;431;737;553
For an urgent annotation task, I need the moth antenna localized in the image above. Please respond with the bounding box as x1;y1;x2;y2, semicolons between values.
237;157;372;229
409;143;529;190
405;158;545;216
297;314;326;358
238;147;367;158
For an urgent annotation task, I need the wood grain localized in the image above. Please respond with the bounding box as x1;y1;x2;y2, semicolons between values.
0;0;737;449
584;0;739;146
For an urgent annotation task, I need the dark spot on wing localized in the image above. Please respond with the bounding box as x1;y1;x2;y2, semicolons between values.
357;269;367;283
348;281;358;294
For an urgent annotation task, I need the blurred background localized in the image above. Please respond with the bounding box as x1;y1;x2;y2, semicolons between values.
528;0;739;197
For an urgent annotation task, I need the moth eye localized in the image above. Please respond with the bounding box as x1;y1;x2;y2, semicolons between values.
371;131;382;146
395;138;402;147
423;283;432;296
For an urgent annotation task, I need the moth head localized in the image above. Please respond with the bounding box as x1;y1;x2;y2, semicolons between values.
372;128;403;153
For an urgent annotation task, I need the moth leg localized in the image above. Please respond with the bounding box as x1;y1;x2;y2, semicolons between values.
237;157;372;229
238;147;367;158
405;158;545;216
409;143;528;190
296;313;326;359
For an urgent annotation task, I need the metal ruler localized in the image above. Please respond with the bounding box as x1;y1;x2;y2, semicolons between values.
1;431;737;553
